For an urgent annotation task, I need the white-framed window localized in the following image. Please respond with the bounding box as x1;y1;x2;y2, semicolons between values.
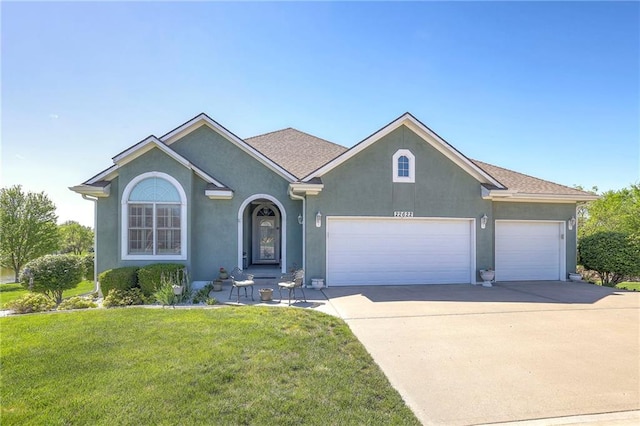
392;149;415;183
121;172;187;260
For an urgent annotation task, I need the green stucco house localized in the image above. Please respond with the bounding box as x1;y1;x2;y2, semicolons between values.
71;112;597;288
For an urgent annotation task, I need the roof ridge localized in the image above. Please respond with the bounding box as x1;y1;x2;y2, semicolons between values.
245;127;294;140
472;159;588;194
247;127;348;150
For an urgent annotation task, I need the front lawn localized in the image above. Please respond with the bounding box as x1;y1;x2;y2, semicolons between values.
616;281;640;291
0;280;94;308
1;307;420;425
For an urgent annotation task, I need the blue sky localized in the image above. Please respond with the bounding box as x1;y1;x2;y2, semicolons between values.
2;1;638;227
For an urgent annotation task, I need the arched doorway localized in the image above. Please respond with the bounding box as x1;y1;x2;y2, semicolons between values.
237;194;287;273
252;204;280;264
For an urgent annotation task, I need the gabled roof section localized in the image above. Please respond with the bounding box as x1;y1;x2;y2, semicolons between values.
160;113;297;182
245;128;348;179
302;112;505;188
74;136;231;193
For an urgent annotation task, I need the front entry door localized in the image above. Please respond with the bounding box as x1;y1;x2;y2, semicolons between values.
252;204;280;264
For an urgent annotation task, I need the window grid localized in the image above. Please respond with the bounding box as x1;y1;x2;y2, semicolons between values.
128;200;181;255
398;155;410;177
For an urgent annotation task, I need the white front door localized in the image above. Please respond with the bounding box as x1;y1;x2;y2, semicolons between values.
495;221;565;281
252;204;280;264
326;217;475;286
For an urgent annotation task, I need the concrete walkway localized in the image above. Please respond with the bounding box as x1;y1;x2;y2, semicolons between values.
322;282;640;426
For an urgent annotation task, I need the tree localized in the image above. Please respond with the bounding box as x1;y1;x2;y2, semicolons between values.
19;254;83;303
0;185;59;282
59;220;93;255
578;232;640;286
578;184;640;239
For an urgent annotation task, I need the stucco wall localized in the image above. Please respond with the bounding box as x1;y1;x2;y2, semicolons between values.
304;125;578;283
95;125;302;281
305;125;493;282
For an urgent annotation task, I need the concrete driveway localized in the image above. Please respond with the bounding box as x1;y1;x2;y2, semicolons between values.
323;282;640;425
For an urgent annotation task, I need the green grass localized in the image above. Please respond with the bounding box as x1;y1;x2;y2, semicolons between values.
616;281;640;291
0;308;420;425
0;280;94;308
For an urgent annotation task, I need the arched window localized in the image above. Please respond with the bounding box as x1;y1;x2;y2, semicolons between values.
121;173;187;260
392;149;415;183
397;155;410;177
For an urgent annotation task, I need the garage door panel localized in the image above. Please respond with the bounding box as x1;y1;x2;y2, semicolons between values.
496;221;562;281
327;218;473;286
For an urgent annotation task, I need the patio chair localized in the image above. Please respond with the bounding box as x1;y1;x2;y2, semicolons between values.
278;269;306;306
229;268;255;303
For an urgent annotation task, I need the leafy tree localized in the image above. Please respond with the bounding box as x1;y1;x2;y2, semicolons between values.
59;220;94;255
19;254;84;304
0;185;59;282
578;232;640;286
578;184;640;239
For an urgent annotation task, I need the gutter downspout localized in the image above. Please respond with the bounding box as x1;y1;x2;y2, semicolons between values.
82;194;99;295
288;187;306;274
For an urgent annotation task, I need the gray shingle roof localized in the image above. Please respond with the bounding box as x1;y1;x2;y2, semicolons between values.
245;127;590;197
245;128;347;179
471;160;588;196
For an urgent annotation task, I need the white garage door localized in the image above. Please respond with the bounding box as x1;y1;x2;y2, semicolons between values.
326;217;474;286
495;221;564;281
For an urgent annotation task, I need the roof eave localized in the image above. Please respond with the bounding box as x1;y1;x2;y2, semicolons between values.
205;189;234;200
484;190;600;203
289;182;324;196
69;184;111;198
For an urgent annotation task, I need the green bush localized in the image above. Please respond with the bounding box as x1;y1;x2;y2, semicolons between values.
578;232;640;286
99;267;139;297
7;293;56;314
137;263;185;296
80;253;95;280
57;296;97;310
103;288;146;308
19;254;84;304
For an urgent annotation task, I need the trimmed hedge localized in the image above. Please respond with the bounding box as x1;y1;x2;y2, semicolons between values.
137;263;186;297
99;267;139;297
578;231;640;286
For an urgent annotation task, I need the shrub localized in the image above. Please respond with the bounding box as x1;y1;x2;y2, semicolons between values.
138;263;185;296
578;232;640;286
192;283;214;304
7;293;56;314
80;253;95;280
152;269;191;306
19;254;84;303
99;267;139;297
57;296;97;310
103;288;146;308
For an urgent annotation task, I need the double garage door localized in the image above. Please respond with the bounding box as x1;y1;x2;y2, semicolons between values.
326;218;564;286
326;217;474;286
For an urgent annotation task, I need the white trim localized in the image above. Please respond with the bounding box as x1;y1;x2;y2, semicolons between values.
289;182;324;196
484;190;600;203
494;220;566;281
161;114;297;182
85;165;119;185
324;215;476;287
69;184;111;198
304;113;504;188
392;149;415;183
205;189;234;200
237;194;287;274
120;172;187;261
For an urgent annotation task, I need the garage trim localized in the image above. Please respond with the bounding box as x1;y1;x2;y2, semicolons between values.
325;216;477;287
495;220;567;282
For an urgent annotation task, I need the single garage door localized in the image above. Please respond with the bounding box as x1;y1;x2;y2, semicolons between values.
495;221;563;281
326;217;474;286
